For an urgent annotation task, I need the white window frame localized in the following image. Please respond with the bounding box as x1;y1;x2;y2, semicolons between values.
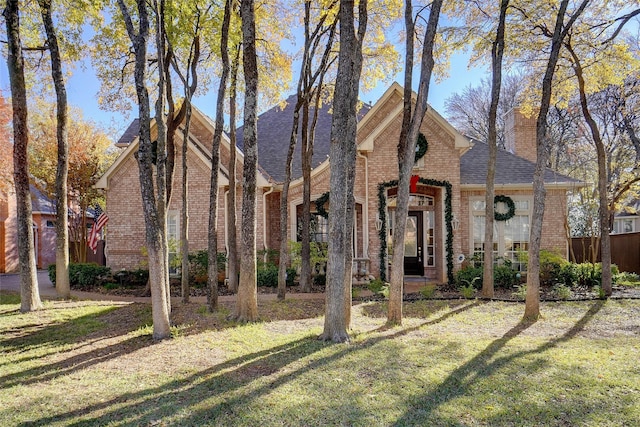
469;196;531;271
167;210;180;274
612;217;635;234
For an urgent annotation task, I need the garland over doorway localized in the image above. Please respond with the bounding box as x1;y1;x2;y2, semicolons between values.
377;177;454;284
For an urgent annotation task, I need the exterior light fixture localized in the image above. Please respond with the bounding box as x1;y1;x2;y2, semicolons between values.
375;213;383;231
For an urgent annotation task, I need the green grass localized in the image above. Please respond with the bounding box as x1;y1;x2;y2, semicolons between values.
1;294;639;426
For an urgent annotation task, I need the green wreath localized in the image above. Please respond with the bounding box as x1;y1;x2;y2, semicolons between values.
494;195;516;221
415;132;428;163
315;192;330;219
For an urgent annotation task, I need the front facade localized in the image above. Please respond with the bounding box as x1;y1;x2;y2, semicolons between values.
97;84;579;283
0;186;57;273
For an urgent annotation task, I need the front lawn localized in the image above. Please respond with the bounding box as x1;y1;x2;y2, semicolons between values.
1;293;639;426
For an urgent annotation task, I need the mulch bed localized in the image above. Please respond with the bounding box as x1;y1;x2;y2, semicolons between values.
83;279;640;302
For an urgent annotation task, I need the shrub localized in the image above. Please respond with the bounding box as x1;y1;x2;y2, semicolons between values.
187;250;226;285
47;264;56;284
455;265;483;289
573;263;619;288
49;263;111;289
539;250;568;286
512;284;527;300
494;264;518;289
368;278;386;294
313;273;326;287
420;285;436;299
460;284;475;299
115;269;149;287
615;272;640;286
559;263;578;287
286;267;297;286
553;284;572;300
289;241;328;284
257;263;279;287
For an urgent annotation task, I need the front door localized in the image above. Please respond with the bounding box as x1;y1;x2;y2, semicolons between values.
404;211;423;275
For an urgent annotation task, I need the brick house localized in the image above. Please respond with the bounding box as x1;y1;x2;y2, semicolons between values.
0;185;57;273
96;83;580;283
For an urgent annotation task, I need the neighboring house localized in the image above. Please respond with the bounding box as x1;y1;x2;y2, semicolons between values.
96;83;580;283
612;199;639;235
0;185;57;273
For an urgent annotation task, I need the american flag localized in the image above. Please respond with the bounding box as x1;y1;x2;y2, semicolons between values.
88;205;109;254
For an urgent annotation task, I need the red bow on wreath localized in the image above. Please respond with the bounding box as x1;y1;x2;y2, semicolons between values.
410;175;420;193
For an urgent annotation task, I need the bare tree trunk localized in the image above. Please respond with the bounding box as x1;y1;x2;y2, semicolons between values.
321;0;367;342
181;99;192;303
233;0;259;321
277;96;301;300
279;2;337;299
300;101;313;292
343;127;357;328
525;0;588;320
566;44;612;296
176;31;202;304
117;0;171;339
207;0;231;311
4;0;43;312
227;46;241;294
38;0;70;299
482;0;509;299
388;0;442;325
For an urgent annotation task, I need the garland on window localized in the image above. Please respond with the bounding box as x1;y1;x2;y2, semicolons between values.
415;132;429;163
315;192;330;219
494;195;516;221
377;178;454;284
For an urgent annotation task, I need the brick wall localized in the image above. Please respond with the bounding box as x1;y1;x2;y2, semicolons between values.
504;108;537;163
0;190;18;272
105;137;236;271
460;188;570;259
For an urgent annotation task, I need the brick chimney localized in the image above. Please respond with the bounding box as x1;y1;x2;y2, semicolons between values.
504;108;537;163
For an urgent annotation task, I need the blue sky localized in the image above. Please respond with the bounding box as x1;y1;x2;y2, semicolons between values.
0;49;486;142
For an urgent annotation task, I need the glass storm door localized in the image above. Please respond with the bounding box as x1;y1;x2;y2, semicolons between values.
403;212;423;275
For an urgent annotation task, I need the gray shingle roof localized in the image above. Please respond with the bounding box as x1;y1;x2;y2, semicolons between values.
236;95;370;182
460;140;581;186
30;185;56;215
116;119;140;146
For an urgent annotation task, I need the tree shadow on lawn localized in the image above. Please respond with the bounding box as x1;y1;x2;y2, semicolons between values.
0;303;156;389
358;299;484;328
24;299;483;426
391;300;607;426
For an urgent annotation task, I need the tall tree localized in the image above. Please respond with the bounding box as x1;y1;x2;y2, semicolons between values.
320;0;367;342
565;43;613;296
387;0;443;325
207;0;232;311
151;0;172;312
169;4;205;305
117;0;171;339
481;0;509;299
523;0;589;321
227;45;241;295
233;0;259;321
37;0;71;299
176;35;200;304
4;0;43;312
28;105;115;263
278;1;338;299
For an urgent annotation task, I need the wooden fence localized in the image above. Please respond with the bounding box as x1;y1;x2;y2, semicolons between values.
571;232;640;274
70;241;106;266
